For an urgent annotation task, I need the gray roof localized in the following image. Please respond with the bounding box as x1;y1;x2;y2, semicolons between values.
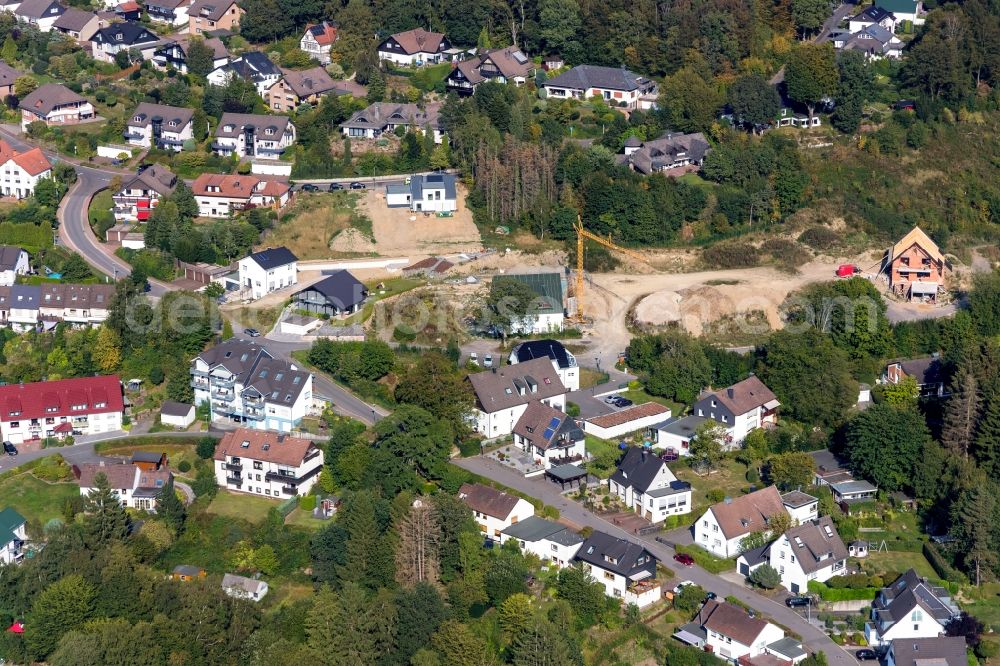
511;339;574;370
780;490;817;509
646;481;691;498
0;60;21;89
609;447;668;493
195;338;312;406
782;516;848;575
830;479;878;495
873;570;959;636
125;164;178;196
216;113;293;140
10;284;39;309
92;21;159;46
248;246;297;270
468;357;566;413
19;83;86;117
172;564;203;576
544;65;651;93
576;531;656;578
500;515;583;547
545;463;587;481
890;638;966;666
130;451;164;463
341;102;442;131
738;542;771;567
629;132;711;174
410;173;456;201
505;272;563;315
810;448;846;473
767;638;807;661
222;573;268;596
852;4;894;22
295;271;366;310
53;7;97;32
15;0;63;19
160;400;192;417
0;246;25;272
130;102;194;129
655;414;709;439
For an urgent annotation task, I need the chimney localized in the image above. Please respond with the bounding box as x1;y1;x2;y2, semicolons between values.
727;388;734;399
641;449;647;462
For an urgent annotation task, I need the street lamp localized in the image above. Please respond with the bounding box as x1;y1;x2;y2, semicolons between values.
371;407;376;424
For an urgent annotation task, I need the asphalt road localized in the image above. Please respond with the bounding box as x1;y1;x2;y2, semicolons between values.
453;456;858;666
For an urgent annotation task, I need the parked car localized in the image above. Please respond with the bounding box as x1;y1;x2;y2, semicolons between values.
484;354;493;367
301;183;320;192
673;552;695;566
469;352;479;365
785;596;812;608
244;328;260;337
705;591;717;601
3;442;16;456
856;650;877;661
603;395;620;405
350;181;365;190
610;396;633;408
328;182;344;191
672;580;695;594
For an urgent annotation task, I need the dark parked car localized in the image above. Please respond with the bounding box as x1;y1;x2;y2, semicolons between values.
704;591;717;601
349;181;365;190
328;182;344;191
856;650;877;661
244;328;260;337
611;396;633;408
3;442;17;456
673;552;694;566
785;596;812;608
301;183;320;192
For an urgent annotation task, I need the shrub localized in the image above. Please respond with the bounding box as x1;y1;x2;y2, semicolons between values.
797;227;840;251
299;495;317;511
746;468;760;483
749;564;781;589
177;460;191;473
703;241;761;269
761;238;810;269
923;542;967;584
566;402;581;417
706;489;726;503
393;325;417;342
196;436;217;459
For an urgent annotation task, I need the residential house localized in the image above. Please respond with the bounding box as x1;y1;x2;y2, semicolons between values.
445;46;533;96
0;60;22;98
692;376;780;446
811;449;853;486
583;402;672;440
171;565;206;581
0;508;26;565
653;415;709;457
842;24;905;60
299;21;336;64
0;246;29;286
191;338;314;432
0;283;113;329
19;83;95;130
115;1;141;20
608;447;692;522
291;271;366;317
212;112;296;160
876;0;924;24
377;27;451;66
508;339;579;391
499;516;583;568
769;516;848;594
153;35;229;74
886;637;967;666
188;0;242;34
130;451;168;471
623;132;711;174
77;460;172;511
502;272;565;335
542;65;659;110
512;400;586;468
238;246;297;300
4;284;39;330
340;102;445;143
468;357;567;438
695;600;791;662
124;102;194;152
213;427;324;497
694;485;788;558
159;400;195;428
848;5;898;32
865;569;961;647
266;66;343;113
882;226;949;301
14;0;66;32
881;355;947;398
91;21;163;63
458;482;535;538
829;479;878;504
52;8;102;42
144;0;191;25
112;164;178;222
221;573;269;601
191;173;291;218
575;531;661;607
208;51;281;95
0;374;122;444
780;490;819;524
0;139;52;199
384;173;457;212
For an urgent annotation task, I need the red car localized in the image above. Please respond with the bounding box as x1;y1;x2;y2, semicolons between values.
673;552;695;566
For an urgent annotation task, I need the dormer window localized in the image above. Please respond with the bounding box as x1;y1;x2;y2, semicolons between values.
224;124;235;132
115;32;123;40
264;128;274;135
133;115;142;122
240;440;250;448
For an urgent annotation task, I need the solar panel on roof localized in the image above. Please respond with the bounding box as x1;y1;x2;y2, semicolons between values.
542;428;555;440
549;417;561;428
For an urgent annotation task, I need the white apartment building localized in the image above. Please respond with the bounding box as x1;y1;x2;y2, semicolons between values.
458;482;535;539
866;569;961;647
213;427;324;498
499;516;583;568
191;338;313;432
769;516;848;594
693;375;781;446
212;112;296;160
0;375;124;445
0;141;52;198
112;164;177;223
191;173;291;219
576;531;662;608
608;447;692;523
0;508;26;565
468;358;567;438
125;103;194;152
77;461;172;511
237;246;297;300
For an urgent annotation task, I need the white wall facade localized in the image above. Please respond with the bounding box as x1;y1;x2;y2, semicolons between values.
866;607;948;648
0;523;26;565
0;161;50;199
694;508;745;558
2;409;121;444
474;392;567;439
0;249;29;286
471;498;535;539
499;532;581;567
706;622;785;661
191;360;313;432
580;561;661;608
237;256;298;300
510;312;564;336
125;119;193;151
215;446;324;498
770;536;846;594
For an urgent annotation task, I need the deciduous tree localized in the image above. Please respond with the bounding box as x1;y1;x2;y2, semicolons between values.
728;74;781;130
785;43;839;125
845;403;929;492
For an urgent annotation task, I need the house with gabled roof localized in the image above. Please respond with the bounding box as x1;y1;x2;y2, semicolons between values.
576;531;661;607
377;27;451;66
0;60;22;98
212;112;296;160
769;516;848;594
0;246;29;287
340;101;445;143
125;102;194;152
0;508;26;565
0;139;51;199
91;21;163;63
237;246;297;300
153;35;229;74
300;21;336;64
192;173;291;219
512;401;585;468
445;46;533;96
508;339;579;390
458;482;535;538
693;599;795;662
502;272;565;335
188;0;242;35
292;270;367;317
468;357;567;438
52;7;102;42
222;573;269;601
842;24;905;60
849;5;898;32
19;83;95;130
112;164;178;222
266;66;345;113
145;0;190;25
876;0;924;24
14;0;65;32
693;375;780;446
887;637;967;666
542;65;659;110
608;446;692;522
77;460;173;511
499;516;582;568
881;355;947;398
882;226;949;301
865;569;960;647
208;51;281;95
213;427;323;497
623;132;711;174
0;375;124;444
694;485;790;558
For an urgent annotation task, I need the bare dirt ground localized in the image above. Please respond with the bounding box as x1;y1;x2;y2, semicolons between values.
359;184;482;256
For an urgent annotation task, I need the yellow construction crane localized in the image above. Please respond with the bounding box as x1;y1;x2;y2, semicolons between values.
574;215;648;321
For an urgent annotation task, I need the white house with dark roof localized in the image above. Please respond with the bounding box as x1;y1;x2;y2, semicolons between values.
222;573;269;601
125;102;194;152
508;339;578;391
469;358;567;438
887;637;967;666
653;414;709;457
848;5;898;32
608;447;692;522
512;401;585;468
91;21;163;63
213;427;323;496
445;46;533;96
458;482;535;538
866;570;961;647
153;35;230;74
543;65;659;109
145;0;191;25
191;338;313;432
769;516;848;594
14;0;65;31
238;246;297;300
624;132;711;174
693;375;780;446
692;600;795;662
0;508;26;565
387;173;456;212
208;51;282;95
376;27;451;66
213;112;296;160
576;531;661;607
112;164;178;222
502;272;565;335
499;516;582;567
300;21;336;64
292;271;366;317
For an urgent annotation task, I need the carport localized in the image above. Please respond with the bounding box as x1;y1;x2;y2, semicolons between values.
545;463;587;490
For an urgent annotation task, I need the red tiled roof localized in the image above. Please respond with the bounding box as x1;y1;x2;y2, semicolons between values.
117;1;140;10
11;147;51;176
586;402;670;429
304;21;337;45
0;375;123;423
192;173;289;200
214;428;318;467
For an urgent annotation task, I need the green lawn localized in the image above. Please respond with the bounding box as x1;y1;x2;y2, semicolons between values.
284;507;327;530
674;458;752;514
0;473;80;524
962;583;1000;631
862;550;936;579
579;368;610;390
207;490;280;523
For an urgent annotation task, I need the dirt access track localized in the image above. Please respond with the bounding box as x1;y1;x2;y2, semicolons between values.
357;183;482;256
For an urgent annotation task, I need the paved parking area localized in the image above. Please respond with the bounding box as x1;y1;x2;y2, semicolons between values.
602;510;651;533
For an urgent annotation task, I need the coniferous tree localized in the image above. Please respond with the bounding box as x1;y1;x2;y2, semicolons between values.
84;472;129;547
942;370;981;461
975;396;1000;476
156;476;186;532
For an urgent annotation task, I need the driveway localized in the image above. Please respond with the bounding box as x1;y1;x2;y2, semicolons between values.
452;456;858;666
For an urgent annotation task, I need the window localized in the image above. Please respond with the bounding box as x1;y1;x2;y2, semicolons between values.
912;610;923;622
253;461;263;470
603;571;615;581
9;421;17;428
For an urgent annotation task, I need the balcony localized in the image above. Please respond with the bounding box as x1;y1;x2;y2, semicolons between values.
190;368;209;378
210;375;236;388
223;462;242;472
225;476;242;486
266;470;298;484
282;486;297;495
122;131;146;141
